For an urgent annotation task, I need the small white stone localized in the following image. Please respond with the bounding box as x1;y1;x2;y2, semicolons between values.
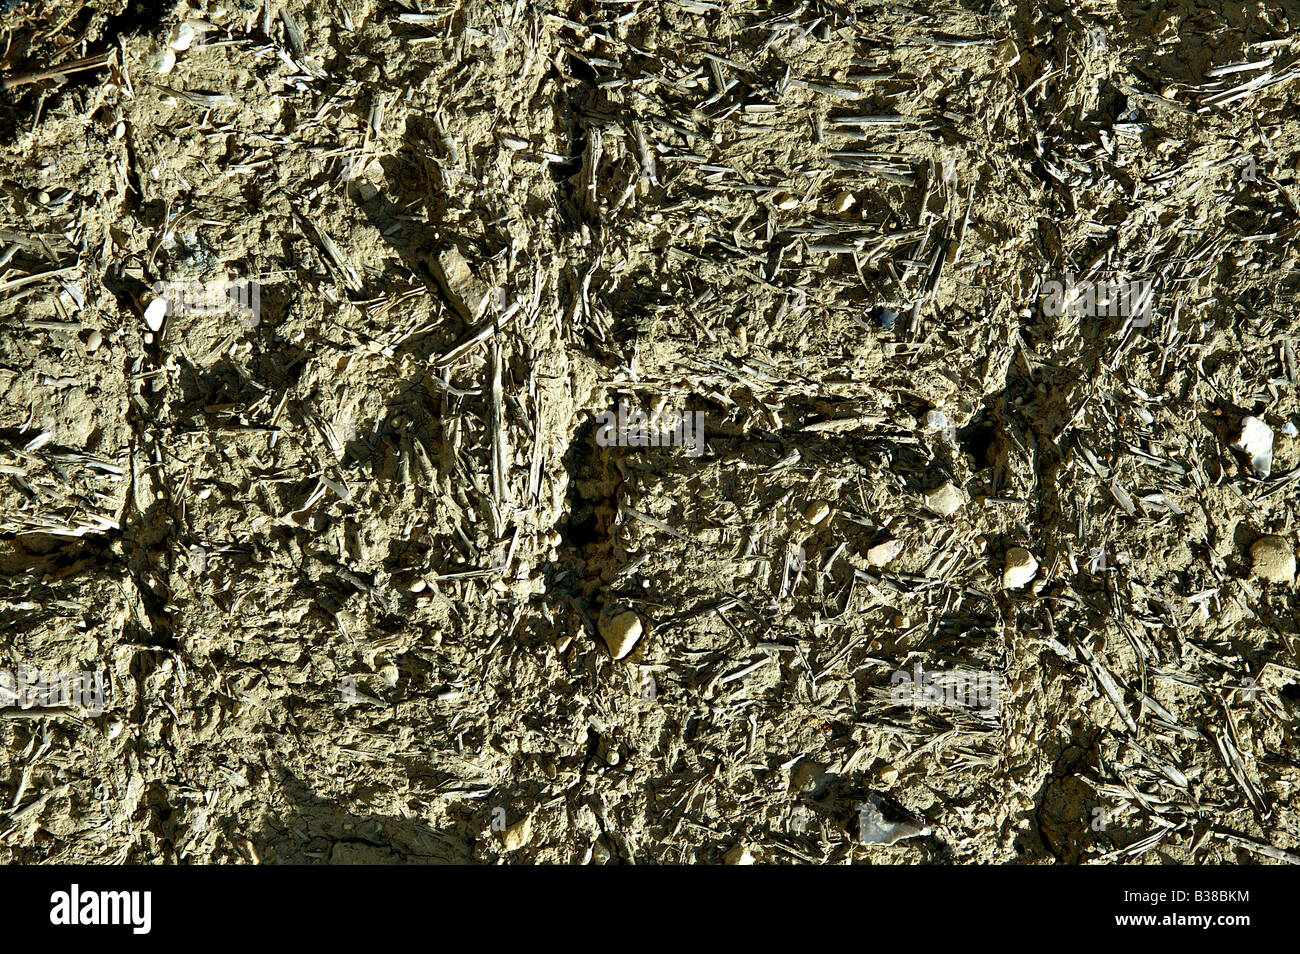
1003;547;1038;589
1232;416;1273;478
148;47;177;75
1284;421;1298;437
832;190;855;212
85;330;103;352
1250;535;1295;584
867;539;903;567
924;481;966;517
924;409;949;431
599;610;643;660
858;797;930;845
804;500;832;525
168;21;198;51
143;297;167;332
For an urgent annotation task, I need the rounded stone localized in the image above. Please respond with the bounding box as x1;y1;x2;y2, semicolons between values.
143;296;167;332
149;47;176;75
502;815;532;851
804;500;832;525
168;21;198;52
1250;535;1295;584
1003;547;1038;589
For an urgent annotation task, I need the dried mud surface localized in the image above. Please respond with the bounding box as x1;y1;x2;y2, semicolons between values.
2;0;1300;864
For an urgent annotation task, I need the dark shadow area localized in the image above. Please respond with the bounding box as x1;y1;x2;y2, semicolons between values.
238;764;478;864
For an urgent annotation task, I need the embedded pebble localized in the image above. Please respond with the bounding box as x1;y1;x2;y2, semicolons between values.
924;409;949;431
876;307;897;330
1250;535;1295;584
1232;416;1273;478
832;190;855;212
143;297;167;332
1283;421;1298;437
168;21;198;51
148;47;176;74
599;610;643;660
858;796;930;845
502;815;532;851
803;500;831;525
867;538;903;567
1003;547;1038;589
429;246;489;321
85;330;102;352
791;760;828;795
924;481;966;517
